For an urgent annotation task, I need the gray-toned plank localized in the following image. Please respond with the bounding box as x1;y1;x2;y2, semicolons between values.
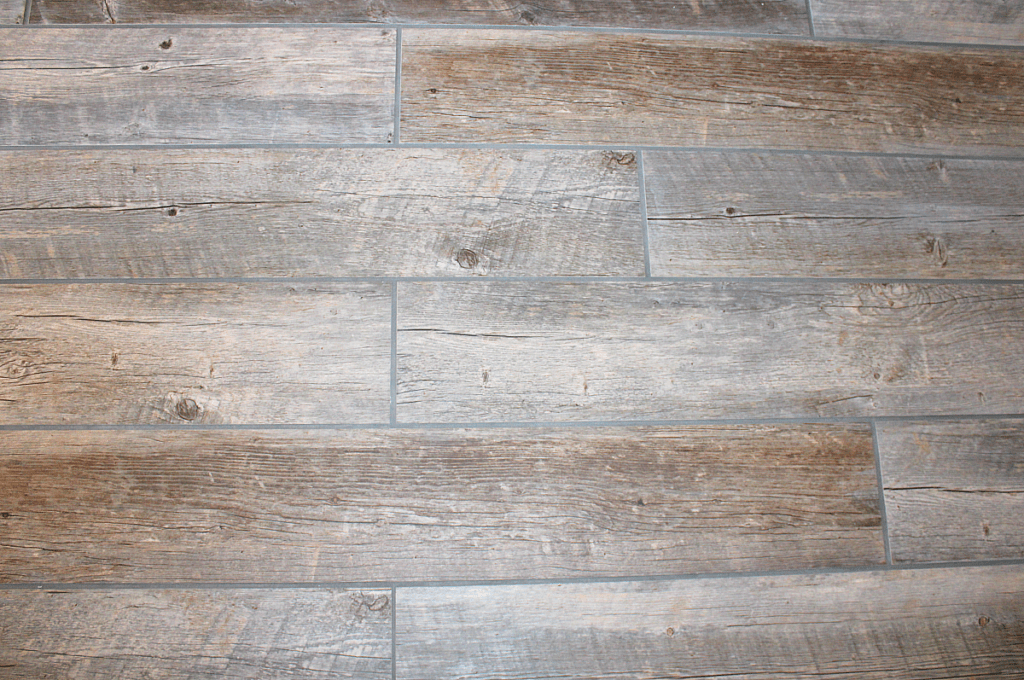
644;151;1024;279
0;149;641;279
0;424;881;583
401;30;1024;155
0;28;394;145
0;282;390;425
0;588;391;679
1;0;22;23
811;0;1024;46
29;0;810;34
396;565;1024;680
397;281;1024;422
878;419;1024;563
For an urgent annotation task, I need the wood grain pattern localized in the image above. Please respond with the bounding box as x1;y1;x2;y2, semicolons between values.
878;419;1024;563
28;0;810;33
397;281;1024;422
1;0;22;23
811;0;1024;46
0;28;394;145
0;588;392;679
401;30;1024;154
643;151;1024;279
0;282;391;425
0;149;641;278
0;424;881;583
396;565;1024;679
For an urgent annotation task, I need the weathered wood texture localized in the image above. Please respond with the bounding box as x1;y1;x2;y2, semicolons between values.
0;149;641;278
401;30;1024;155
0;424;882;583
397;281;1024;422
644;151;1024;279
0;28;394;145
28;0;810;33
396;565;1024;679
0;283;391;425
1;0;22;23
878;420;1024;563
811;0;1024;46
0;588;392;679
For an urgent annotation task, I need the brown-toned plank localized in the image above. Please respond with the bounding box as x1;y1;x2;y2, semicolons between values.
0;28;393;145
1;0;22;23
396;565;1024;680
28;0;809;34
644;151;1024;279
397;281;1024;422
0;282;390;425
401;30;1024;155
878;419;1024;563
0;424;881;583
0;149;641;278
0;588;392;679
811;0;1024;46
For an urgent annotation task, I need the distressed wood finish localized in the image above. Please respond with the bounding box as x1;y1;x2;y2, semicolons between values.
397;281;1024;422
0;28;394;145
0;424;881;583
396;565;1024;679
1;0;22;23
0;283;391;425
0;149;641;278
643;151;1024;279
878;420;1024;563
0;588;392;679
811;0;1024;46
29;0;810;33
401;30;1024;155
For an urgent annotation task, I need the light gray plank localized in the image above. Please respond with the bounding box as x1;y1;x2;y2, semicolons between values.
1;0;22;23
0;282;391;425
397;281;1024;422
29;0;810;34
0;28;394;145
0;149;641;278
644;151;1024;279
397;565;1024;679
401;30;1024;155
0;424;881;583
0;588;391;679
878;419;1024;563
811;0;1024;46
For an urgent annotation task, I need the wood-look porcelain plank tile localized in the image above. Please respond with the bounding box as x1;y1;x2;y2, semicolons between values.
1;0;22;23
0;282;391;425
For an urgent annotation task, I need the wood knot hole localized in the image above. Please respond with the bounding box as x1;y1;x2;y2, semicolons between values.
456;248;479;269
176;398;200;421
725;207;737;216
159;39;172;49
167;207;178;217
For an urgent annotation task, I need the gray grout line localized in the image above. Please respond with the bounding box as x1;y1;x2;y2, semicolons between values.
393;27;402;145
21;0;31;25
636;149;652;278
871;421;893;565
391;586;398;680
2;276;1024;285
390;282;398;425
804;0;815;38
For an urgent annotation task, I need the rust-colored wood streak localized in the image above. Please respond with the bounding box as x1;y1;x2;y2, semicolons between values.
0;588;392;679
0;149;641;278
0;28;394;145
878;420;1024;563
397;281;1024;422
811;0;1024;46
396;565;1024;679
0;283;391;425
644;151;1024;279
0;425;881;583
29;0;810;33
400;30;1024;155
1;0;22;23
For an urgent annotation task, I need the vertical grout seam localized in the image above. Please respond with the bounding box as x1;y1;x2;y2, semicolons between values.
391;586;398;680
637;149;652;278
870;420;893;565
393;27;403;145
804;0;816;38
21;0;32;25
390;281;398;425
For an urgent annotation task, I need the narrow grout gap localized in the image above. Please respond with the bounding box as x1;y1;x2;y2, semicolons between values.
393;27;402;145
871;421;893;565
636;149;652;277
804;0;815;38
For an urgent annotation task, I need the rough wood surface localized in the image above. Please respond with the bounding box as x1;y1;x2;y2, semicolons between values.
878;419;1024;563
1;0;22;23
811;0;1024;46
643;151;1024;279
396;565;1024;679
397;281;1024;422
28;0;810;33
0;28;394;145
0;588;392;679
0;424;881;583
0;283;391;425
401;30;1024;154
0;149;641;278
